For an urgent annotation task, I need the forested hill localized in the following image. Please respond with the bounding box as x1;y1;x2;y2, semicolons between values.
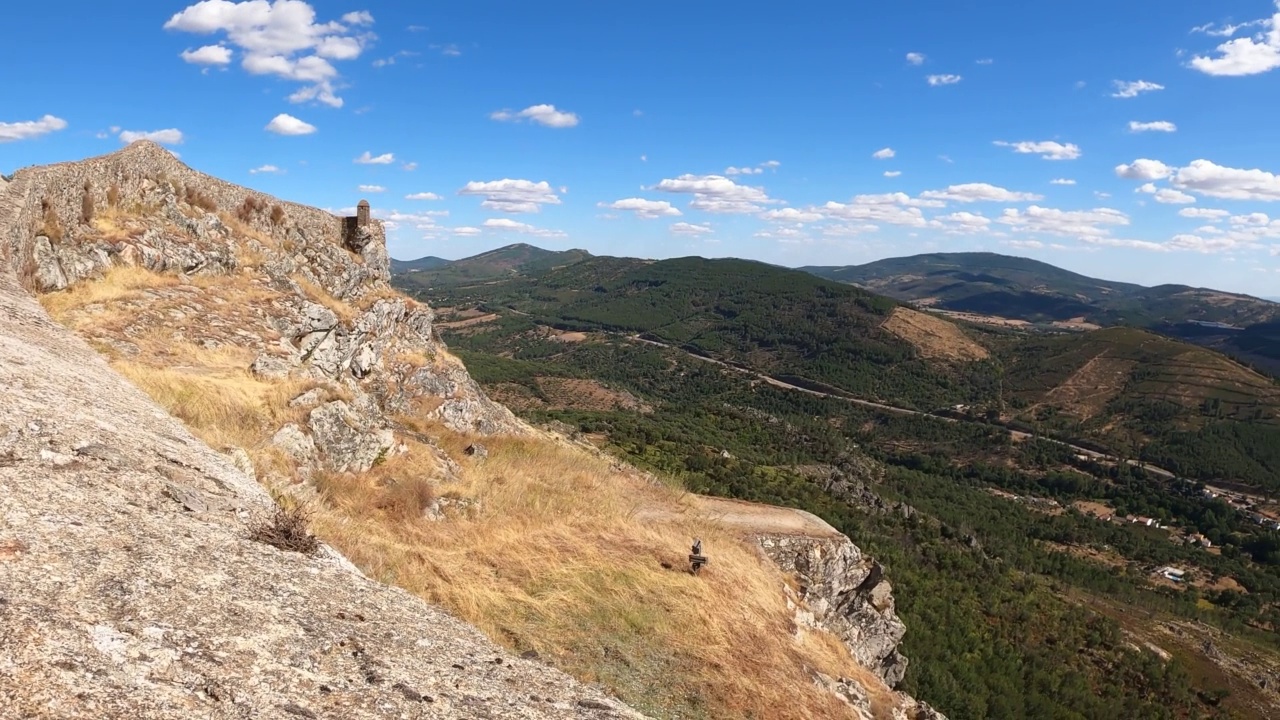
398;254;1002;410
804;251;1279;329
393;243;592;287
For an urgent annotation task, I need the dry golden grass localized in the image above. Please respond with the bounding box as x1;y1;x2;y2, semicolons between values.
294;275;358;324
38;265;900;719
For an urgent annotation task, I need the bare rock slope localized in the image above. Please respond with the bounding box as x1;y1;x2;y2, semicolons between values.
0;149;642;719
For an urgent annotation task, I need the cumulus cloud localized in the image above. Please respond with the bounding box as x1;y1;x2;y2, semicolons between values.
996;205;1130;239
818;194;933;227
760;160;781;169
1189;4;1280;76
1137;183;1196;204
599;198;681;218
0;114;68;143
358;184;385;193
884;171;902;178
653;174;776;214
249;164;283;174
119;128;184;145
180;44;232;65
906;52;925;65
264;113;316;135
1111;79;1165;98
872;147;895;159
405;192;441;200
355;151;395;164
1050;178;1077;185
725;166;763;175
926;74;962;85
453;226;481;236
1172;159;1280;201
1179;207;1231;220
920;183;1044;203
459;178;562;213
490;104;579;128
1129;120;1177;133
670;222;713;235
761;208;825;223
994;140;1081;160
936;211;992;233
1115;158;1173;180
165;1;376;108
482;217;567;238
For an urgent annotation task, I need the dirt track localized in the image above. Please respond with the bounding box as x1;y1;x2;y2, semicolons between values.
635;495;845;539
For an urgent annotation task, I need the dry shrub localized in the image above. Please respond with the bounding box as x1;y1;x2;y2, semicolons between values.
183;185;218;213
250;503;319;555
107;183;120;208
237;195;267;223
270;204;286;227
39;197;63;242
80;181;95;225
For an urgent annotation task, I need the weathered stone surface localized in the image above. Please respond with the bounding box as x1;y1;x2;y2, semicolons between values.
0;259;645;720
271;423;316;462
758;534;911;688
249;352;292;380
307;401;395;473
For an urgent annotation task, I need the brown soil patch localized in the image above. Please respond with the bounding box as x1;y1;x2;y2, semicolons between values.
1039;354;1136;421
1038;541;1128;569
881;307;990;362
485;378;651;414
1052;317;1102;331
436;313;499;329
635;495;845;539
1073;500;1116;518
926;309;1031;328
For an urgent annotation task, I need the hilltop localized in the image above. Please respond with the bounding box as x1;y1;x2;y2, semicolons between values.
398;243;592;288
0;142;943;720
804;252;1280;373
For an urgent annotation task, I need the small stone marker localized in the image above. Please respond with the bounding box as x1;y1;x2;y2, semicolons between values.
689;538;708;575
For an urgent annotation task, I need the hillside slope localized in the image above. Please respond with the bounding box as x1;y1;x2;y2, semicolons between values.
0;143;941;720
401;243;593;287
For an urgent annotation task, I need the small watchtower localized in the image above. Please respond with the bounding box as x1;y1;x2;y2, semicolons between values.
342;199;373;250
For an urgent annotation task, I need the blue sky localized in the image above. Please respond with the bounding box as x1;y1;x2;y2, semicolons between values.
3;1;1280;295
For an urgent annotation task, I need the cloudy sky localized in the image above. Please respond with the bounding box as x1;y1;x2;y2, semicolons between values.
3;1;1280;294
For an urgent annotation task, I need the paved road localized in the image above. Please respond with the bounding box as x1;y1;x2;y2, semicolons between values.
626;334;1179;480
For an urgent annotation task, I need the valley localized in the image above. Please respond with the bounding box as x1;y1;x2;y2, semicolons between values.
395;244;1280;719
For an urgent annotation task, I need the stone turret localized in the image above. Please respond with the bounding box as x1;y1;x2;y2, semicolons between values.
343;199;375;252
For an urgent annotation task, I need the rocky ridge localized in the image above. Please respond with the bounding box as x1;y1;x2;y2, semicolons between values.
1;144;943;719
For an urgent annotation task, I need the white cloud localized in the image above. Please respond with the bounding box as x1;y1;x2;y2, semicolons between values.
432;43;461;57
820;196;931;227
1129;120;1177;133
453;226;481;237
725;166;763;175
1137;184;1196;204
459;178;562;213
653;174;776;214
760;160;781;169
761;208;824;223
1192;18;1269;37
119;128;184;145
1111;80;1165;98
180;44;232;65
906;52;925;65
926;74;962;85
358;184;386;193
937;211;992;233
264;113;316;135
996;205;1130;239
1115;158;1173;180
490;104;579;128
1050;178;1077;185
402;162;418;171
1179;207;1231;220
405;192;441;201
355;151;395;164
249;164;283;174
165;0;375;108
1172;159;1280;201
884;170;902;178
0;114;68;143
994;140;1081;160
919;183;1044;203
976;58;994;65
482;217;567;238
872;147;895;159
599;198;681;219
1189;5;1280;76
670;222;713;235
1008;239;1045;250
